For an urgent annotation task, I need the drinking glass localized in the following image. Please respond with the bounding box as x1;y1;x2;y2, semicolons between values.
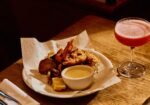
114;17;150;78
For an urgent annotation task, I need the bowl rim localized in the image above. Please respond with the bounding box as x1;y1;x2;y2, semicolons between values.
61;65;94;80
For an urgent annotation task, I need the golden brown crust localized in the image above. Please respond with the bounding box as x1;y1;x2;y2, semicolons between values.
38;40;101;91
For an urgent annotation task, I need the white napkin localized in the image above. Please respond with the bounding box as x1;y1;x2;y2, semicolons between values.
0;79;40;105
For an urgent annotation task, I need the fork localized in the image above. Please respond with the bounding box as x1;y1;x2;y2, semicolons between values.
0;90;21;105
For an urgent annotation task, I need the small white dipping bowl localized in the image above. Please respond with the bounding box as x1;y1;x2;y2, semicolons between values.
61;65;94;90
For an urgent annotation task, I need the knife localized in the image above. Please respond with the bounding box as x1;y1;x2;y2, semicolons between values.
0;90;21;105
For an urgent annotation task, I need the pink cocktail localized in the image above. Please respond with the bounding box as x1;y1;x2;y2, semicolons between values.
114;17;150;78
115;19;150;47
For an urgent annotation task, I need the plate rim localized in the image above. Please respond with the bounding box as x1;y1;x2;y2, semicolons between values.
22;48;114;98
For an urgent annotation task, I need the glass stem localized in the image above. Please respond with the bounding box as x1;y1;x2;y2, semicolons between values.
130;46;135;62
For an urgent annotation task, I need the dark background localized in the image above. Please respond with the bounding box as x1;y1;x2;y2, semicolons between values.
0;0;150;71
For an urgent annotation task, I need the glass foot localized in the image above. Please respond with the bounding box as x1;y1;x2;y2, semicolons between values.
117;61;145;78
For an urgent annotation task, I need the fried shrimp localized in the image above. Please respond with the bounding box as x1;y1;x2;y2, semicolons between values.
63;49;87;66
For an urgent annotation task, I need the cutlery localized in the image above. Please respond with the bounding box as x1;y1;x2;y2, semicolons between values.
0;99;7;105
0;90;21;105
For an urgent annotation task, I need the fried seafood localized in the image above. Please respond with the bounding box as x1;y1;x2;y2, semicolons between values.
55;49;63;63
39;58;56;74
39;58;61;77
63;49;87;66
62;40;73;60
38;40;100;91
84;51;101;66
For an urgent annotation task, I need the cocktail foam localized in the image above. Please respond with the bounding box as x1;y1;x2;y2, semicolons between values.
115;19;150;38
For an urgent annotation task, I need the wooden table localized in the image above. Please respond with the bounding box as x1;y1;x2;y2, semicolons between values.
1;15;150;105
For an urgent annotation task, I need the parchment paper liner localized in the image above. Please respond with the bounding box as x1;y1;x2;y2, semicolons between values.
21;30;121;98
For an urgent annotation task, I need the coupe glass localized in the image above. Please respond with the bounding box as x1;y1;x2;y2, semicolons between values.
114;17;150;78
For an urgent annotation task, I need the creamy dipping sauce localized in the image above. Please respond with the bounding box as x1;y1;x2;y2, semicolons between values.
64;66;93;78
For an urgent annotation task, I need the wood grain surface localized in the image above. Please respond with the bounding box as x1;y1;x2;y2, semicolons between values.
1;15;150;105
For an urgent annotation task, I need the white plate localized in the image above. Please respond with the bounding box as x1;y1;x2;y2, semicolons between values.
22;49;121;98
